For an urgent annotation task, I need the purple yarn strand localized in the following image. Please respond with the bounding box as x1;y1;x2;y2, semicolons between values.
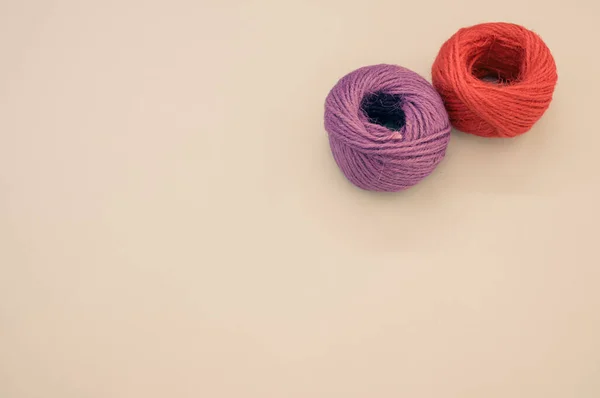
324;64;451;192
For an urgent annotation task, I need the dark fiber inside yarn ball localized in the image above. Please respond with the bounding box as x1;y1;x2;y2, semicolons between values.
470;40;524;84
361;92;406;131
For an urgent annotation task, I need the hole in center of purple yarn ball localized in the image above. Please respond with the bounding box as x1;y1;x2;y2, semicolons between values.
361;92;406;131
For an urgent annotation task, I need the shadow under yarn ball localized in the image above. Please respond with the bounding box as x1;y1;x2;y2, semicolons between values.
324;64;451;192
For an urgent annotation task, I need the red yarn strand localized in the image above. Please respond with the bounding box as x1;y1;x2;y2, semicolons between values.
432;22;557;138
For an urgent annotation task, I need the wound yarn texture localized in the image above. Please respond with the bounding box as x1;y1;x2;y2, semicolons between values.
432;22;557;138
324;64;451;192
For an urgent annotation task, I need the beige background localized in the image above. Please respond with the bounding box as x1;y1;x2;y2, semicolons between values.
1;1;600;397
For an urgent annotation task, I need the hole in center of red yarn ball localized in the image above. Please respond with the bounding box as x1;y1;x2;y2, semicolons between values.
469;38;524;84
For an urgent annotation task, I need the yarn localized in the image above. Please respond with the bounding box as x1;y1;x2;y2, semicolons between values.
324;64;451;192
432;22;557;138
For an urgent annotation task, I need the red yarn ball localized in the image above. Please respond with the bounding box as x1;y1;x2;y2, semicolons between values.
432;22;558;138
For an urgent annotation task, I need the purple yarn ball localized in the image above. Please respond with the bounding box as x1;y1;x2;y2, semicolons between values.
324;64;451;192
